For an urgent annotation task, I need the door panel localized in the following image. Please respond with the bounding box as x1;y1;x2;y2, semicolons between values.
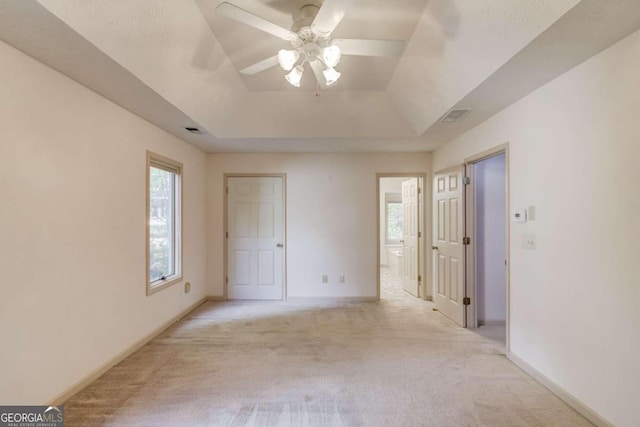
234;251;251;286
258;203;274;237
401;178;419;297
433;166;465;326
450;199;459;242
450;257;460;301
258;250;275;285
437;254;446;295
234;203;251;237
227;177;284;300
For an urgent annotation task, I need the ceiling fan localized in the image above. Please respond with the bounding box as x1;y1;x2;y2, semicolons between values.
216;0;406;88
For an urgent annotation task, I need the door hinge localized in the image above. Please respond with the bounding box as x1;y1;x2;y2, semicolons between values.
463;237;470;245
418;187;422;194
418;275;421;282
225;276;228;284
418;231;422;238
226;232;229;238
463;177;471;185
463;297;471;305
226;187;229;194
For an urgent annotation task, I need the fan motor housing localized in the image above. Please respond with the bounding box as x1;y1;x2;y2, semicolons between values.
291;4;320;33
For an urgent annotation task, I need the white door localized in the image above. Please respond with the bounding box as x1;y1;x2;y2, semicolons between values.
401;178;419;297
433;166;466;326
227;176;284;300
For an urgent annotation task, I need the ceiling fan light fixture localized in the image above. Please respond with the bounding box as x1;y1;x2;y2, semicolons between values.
322;67;341;86
285;65;304;87
322;44;341;68
277;49;299;71
217;1;408;91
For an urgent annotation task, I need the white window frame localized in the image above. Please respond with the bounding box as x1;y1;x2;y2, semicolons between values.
385;193;402;244
146;151;182;295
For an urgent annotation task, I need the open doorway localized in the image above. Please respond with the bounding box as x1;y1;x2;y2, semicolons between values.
466;150;508;349
432;148;509;349
377;175;425;301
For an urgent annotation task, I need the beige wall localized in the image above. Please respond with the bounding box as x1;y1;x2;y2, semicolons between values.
207;153;431;299
433;28;640;427
0;40;208;404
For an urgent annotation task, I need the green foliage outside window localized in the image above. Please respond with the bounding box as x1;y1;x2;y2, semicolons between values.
387;201;403;242
149;167;175;281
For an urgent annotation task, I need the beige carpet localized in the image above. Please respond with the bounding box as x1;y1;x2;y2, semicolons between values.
64;270;591;426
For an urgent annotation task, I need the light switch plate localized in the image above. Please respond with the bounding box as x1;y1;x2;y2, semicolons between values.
527;205;536;221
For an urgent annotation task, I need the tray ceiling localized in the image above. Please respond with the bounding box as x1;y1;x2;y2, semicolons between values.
1;0;640;151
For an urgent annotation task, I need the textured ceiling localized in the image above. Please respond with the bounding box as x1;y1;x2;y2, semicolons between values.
1;0;640;152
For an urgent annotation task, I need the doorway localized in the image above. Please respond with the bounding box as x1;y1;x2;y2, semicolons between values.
224;175;286;300
377;174;425;300
466;151;507;346
432;146;509;350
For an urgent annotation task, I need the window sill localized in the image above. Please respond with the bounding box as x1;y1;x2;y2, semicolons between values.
147;275;182;296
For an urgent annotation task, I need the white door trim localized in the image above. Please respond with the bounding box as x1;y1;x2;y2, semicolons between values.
376;173;428;301
464;143;510;353
223;173;287;300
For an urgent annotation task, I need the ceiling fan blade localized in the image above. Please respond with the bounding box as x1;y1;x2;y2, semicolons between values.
216;2;297;41
311;0;353;36
239;55;279;75
309;60;327;89
334;39;406;57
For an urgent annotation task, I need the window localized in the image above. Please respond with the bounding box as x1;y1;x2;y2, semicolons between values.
385;193;403;244
147;151;182;295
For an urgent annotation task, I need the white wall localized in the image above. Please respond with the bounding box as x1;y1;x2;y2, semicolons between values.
475;154;506;323
0;40;208;404
207;153;431;298
433;29;640;427
379;178;405;266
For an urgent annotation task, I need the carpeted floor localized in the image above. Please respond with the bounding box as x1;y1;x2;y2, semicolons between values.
63;270;591;426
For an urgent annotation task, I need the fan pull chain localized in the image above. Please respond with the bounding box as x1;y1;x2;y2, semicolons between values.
316;81;320;97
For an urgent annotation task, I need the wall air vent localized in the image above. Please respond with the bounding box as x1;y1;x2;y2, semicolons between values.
185;127;202;133
441;108;472;123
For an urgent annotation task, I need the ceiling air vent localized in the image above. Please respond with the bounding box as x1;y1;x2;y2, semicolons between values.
185;127;202;134
441;108;472;123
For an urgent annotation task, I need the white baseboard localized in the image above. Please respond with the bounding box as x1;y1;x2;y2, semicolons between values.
507;352;614;427
478;320;506;326
207;296;379;303
48;297;208;405
286;296;379;303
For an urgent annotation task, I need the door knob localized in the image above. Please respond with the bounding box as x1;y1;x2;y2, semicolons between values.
432;246;438;250
276;243;283;248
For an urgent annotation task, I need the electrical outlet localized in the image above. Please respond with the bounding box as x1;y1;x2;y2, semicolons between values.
339;275;345;283
184;282;191;293
522;235;537;250
322;275;328;283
